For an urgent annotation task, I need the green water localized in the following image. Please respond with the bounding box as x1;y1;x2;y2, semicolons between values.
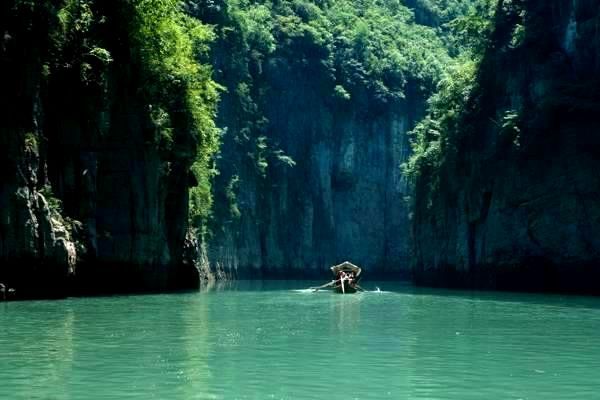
1;281;600;400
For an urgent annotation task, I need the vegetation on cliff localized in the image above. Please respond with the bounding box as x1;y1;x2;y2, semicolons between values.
1;0;220;293
405;0;494;180
4;0;219;228
187;0;467;238
128;1;221;231
407;0;600;291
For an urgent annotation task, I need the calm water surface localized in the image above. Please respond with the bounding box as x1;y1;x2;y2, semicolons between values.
1;281;600;399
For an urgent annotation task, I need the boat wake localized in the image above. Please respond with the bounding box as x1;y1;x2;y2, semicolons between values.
293;287;390;294
293;289;317;294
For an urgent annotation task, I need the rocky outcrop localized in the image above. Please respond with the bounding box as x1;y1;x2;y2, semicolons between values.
0;185;77;298
412;0;600;293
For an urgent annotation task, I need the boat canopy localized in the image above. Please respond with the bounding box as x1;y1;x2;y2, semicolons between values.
330;261;361;277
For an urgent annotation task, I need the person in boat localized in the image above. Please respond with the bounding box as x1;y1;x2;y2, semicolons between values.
346;271;357;288
343;269;357;282
309;261;364;292
338;271;355;287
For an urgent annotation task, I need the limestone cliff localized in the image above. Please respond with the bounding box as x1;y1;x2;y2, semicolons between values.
193;0;443;278
210;91;419;278
0;1;215;297
412;0;600;293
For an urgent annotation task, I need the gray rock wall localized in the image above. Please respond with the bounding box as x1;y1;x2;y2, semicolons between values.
0;2;199;297
412;0;600;292
208;68;421;278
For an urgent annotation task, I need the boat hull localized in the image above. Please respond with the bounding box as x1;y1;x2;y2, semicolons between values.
334;283;357;294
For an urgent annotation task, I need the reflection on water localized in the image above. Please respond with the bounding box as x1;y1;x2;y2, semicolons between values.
1;281;600;399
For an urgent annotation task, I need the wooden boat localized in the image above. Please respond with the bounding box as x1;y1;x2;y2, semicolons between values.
310;261;363;294
331;262;361;294
334;281;357;294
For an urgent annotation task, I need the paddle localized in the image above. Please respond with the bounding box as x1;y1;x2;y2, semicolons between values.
309;280;337;292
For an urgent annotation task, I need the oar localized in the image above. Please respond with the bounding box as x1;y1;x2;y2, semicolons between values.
310;280;336;292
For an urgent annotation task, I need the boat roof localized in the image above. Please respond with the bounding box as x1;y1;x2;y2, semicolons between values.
330;261;361;277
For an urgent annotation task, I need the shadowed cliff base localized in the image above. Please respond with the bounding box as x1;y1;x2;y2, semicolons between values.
0;262;201;300
0;259;71;300
215;264;412;281
413;259;600;295
71;262;201;297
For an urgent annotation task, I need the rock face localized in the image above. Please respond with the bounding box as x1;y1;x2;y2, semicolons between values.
192;0;452;279
412;0;600;293
0;2;200;297
208;66;422;278
0;185;77;298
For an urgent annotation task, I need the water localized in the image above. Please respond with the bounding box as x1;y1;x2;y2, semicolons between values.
1;281;600;400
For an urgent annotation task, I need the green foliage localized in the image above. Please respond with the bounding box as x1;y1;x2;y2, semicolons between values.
499;109;521;148
274;149;296;168
23;132;38;154
404;1;497;179
333;85;351;100
189;160;218;234
150;106;174;146
405;57;478;177
245;135;296;177
327;0;450;101
252;135;269;176
40;184;64;215
509;23;525;48
211;0;453;110
444;0;496;55
86;47;113;64
50;0;112;86
233;1;276;55
409;0;480;24
225;175;241;219
131;0;220;162
128;1;221;230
